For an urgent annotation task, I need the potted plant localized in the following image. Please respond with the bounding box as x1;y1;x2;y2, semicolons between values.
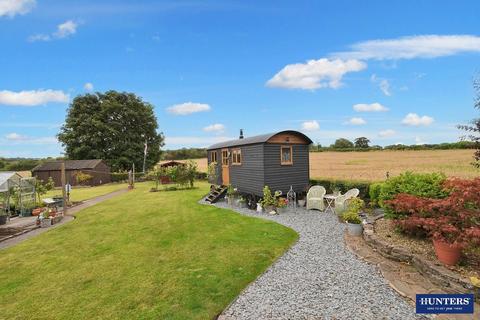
40;210;52;228
226;184;236;206
260;186;276;214
237;196;247;208
0;210;8;225
276;198;288;214
297;199;306;207
342;198;365;236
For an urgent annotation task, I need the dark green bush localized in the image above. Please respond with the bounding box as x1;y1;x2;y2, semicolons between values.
378;171;449;218
368;182;383;207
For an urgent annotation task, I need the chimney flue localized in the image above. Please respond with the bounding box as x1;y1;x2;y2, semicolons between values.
239;129;244;139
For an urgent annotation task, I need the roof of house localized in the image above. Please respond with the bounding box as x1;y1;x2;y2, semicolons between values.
207;130;313;150
32;159;105;172
157;160;187;167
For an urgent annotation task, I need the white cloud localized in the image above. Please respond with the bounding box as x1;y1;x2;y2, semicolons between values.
353;103;388;112
346;117;366;125
54;20;77;38
1;134;57;145
5;132;27;141
335;35;480;60
370;74;391;96
84;82;94;91
203;123;225;134
166;102;211;115
28;19;78;42
402;113;434;126
301;120;320;131
266;58;366;90
378;129;396;138
0;0;35;17
0;89;69;106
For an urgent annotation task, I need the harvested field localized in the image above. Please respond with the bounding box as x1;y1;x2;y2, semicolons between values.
191;149;478;182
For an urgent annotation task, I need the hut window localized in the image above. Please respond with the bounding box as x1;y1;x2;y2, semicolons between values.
232;149;242;165
222;150;229;165
210;151;217;163
280;146;293;165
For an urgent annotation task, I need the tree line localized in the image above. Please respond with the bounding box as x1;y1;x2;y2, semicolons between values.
309;139;477;152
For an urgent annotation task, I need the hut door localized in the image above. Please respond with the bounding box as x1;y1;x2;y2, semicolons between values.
221;149;230;185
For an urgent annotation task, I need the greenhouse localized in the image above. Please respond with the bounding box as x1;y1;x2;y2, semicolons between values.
0;172;36;222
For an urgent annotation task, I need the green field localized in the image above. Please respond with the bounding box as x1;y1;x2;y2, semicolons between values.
44;183;128;202
0;182;297;319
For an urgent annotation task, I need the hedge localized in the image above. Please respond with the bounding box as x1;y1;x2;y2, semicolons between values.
111;171;207;183
309;178;372;200
111;172;146;183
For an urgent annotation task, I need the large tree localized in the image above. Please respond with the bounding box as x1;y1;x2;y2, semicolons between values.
332;138;354;149
354;137;370;149
58;91;164;171
459;77;480;167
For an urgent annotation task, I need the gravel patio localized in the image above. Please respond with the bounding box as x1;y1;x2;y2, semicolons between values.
208;200;424;320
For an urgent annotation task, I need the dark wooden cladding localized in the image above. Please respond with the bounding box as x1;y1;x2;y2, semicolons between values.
264;144;310;194
229;144;264;195
207;131;311;197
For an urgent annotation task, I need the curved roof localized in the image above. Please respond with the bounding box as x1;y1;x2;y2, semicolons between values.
207;130;313;150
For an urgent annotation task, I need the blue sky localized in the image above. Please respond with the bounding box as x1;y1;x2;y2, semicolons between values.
0;0;479;158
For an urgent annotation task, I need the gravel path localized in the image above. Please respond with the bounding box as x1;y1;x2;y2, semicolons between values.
208;200;422;320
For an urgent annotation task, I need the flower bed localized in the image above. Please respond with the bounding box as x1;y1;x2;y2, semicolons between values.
374;218;479;279
363;218;478;296
385;177;480;266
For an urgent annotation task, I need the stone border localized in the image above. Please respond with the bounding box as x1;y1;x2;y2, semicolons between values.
362;217;476;296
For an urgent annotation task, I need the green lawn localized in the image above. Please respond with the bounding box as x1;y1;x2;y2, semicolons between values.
44;182;129;202
0;182;297;320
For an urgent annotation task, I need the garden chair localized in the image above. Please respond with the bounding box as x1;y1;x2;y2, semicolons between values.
335;188;360;212
306;185;326;211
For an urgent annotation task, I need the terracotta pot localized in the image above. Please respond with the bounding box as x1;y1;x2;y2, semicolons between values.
433;239;462;266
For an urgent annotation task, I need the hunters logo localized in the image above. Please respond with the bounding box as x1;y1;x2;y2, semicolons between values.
416;294;474;314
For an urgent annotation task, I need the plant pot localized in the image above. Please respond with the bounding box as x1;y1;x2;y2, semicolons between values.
256;203;263;213
298;199;306;207
276;207;287;214
40;218;52;228
20;208;32;217
433;239;462;266
227;197;235;206
0;215;7;225
346;222;363;236
265;205;275;213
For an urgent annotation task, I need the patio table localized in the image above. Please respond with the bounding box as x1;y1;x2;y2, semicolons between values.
323;194;339;213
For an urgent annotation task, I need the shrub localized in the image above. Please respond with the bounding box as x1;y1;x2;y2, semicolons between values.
386;177;480;248
75;171;93;185
342;198;364;224
378;172;448;218
260;186;276;208
342;211;362;224
368;182;382;207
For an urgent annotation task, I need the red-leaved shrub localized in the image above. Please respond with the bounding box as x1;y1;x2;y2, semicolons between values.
386;178;480;248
